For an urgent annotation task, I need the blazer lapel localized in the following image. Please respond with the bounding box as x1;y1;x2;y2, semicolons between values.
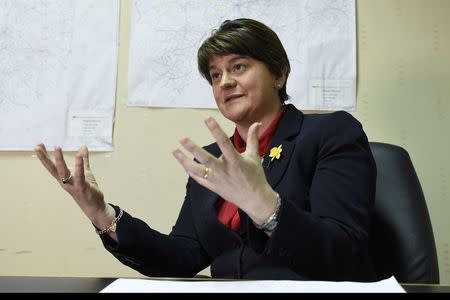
262;139;296;188
263;104;304;189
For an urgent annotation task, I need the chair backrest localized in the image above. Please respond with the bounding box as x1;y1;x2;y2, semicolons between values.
368;142;439;283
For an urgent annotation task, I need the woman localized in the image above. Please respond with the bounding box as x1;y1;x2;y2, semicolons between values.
35;18;377;281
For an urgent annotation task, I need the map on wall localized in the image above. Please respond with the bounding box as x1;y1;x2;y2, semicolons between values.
0;0;119;151
128;0;356;111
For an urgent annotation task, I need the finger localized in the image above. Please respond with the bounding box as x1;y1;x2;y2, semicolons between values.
204;117;238;161
245;122;262;157
79;146;90;170
36;143;48;155
179;137;217;167
34;143;59;179
54;146;71;180
172;149;211;179
74;153;86;186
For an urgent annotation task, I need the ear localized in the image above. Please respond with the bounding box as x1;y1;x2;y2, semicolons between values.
276;66;288;87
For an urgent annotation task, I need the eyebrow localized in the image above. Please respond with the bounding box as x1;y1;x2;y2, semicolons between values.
209;55;249;71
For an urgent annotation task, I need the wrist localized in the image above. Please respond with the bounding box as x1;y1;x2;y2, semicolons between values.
253;193;281;233
94;205;123;235
91;203;117;231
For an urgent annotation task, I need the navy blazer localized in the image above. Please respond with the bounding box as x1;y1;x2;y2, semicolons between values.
102;104;377;281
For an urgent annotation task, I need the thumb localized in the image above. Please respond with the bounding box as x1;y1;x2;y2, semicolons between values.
245;122;262;156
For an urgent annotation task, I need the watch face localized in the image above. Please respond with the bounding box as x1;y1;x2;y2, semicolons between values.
263;219;278;232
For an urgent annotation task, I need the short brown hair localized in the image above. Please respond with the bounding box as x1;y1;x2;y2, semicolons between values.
197;18;291;103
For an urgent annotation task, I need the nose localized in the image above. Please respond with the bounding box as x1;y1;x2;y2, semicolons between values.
220;72;236;89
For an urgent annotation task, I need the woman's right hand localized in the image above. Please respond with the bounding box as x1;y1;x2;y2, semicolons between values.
34;143;115;229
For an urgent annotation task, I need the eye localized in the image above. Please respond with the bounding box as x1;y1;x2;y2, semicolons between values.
233;63;246;73
210;72;221;82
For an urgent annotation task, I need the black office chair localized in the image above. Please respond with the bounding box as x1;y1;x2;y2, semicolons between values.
368;142;439;283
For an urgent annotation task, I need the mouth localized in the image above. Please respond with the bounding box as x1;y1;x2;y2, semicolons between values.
224;94;245;103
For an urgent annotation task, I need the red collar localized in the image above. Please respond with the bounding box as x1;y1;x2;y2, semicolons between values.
232;106;286;156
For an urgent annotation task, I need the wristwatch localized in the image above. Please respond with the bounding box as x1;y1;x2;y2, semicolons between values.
255;193;281;232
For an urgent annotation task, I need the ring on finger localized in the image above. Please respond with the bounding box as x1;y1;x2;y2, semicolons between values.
203;167;210;179
61;173;73;184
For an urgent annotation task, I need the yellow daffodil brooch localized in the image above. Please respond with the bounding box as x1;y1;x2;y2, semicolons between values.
269;144;283;161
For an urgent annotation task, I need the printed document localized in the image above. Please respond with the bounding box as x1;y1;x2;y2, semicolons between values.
101;276;405;293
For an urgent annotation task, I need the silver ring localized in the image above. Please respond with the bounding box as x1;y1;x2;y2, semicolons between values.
203;167;209;179
61;173;73;184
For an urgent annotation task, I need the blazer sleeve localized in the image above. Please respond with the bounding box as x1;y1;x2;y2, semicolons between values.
99;178;210;278
265;111;376;280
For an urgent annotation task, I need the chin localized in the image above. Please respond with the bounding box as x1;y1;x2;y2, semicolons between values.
219;106;249;123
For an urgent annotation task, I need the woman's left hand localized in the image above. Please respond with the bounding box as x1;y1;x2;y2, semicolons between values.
172;117;278;225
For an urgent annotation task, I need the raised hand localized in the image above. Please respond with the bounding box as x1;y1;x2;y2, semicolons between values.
34;144;113;226
172;117;278;225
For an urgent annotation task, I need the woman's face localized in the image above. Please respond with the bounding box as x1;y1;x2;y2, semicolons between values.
208;54;282;126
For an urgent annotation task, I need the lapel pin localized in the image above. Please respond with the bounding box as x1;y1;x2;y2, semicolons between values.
269;144;283;162
264;144;283;169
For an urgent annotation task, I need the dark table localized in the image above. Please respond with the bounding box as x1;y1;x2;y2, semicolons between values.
0;277;114;293
0;276;449;293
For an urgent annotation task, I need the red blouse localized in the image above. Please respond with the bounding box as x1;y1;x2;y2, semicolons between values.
216;106;286;231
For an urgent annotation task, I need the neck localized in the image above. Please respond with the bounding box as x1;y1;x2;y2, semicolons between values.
235;104;283;141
